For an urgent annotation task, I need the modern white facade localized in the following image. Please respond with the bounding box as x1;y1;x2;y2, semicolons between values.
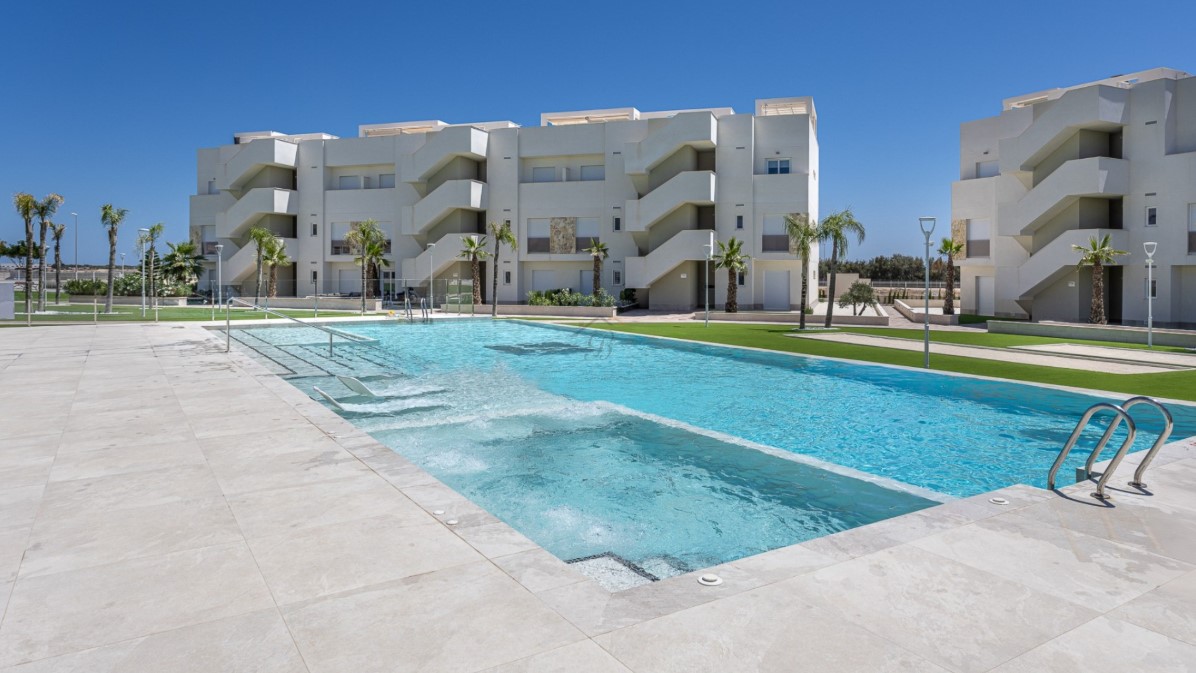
189;97;818;311
952;67;1196;327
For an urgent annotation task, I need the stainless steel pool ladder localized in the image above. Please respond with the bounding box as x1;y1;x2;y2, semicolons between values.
225;298;373;357
419;297;431;322
1047;396;1175;499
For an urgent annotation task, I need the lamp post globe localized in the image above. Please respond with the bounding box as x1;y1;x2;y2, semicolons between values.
918;217;936;369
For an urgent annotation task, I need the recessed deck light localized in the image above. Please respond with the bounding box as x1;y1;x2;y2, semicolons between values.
433;510;445;515
989;497;1009;505
698;574;723;586
446;519;459;526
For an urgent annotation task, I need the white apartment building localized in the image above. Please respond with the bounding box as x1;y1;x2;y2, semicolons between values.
189;97;818;311
952;67;1196;327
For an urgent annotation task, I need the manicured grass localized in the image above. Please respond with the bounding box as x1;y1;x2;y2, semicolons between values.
839;327;1193;354
13;291;71;302
572;322;1196;402
3;304;357;325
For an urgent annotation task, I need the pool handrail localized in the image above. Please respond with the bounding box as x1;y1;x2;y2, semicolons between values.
1047;402;1137;500
224;297;374;356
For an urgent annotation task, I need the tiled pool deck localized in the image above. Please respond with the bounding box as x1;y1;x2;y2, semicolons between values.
1;322;1195;672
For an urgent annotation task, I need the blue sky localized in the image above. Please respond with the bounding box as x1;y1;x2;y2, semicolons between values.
2;0;1194;264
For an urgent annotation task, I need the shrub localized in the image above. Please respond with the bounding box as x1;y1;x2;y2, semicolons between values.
63;278;107;295
838;281;879;316
525;288;616;308
619;288;637;304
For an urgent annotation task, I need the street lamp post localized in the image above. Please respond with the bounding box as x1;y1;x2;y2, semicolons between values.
138;228;149;317
918;217;936;369
216;244;224;321
1144;241;1157;349
703;231;713;327
120;252;126;275
71;212;78;272
427;242;436;313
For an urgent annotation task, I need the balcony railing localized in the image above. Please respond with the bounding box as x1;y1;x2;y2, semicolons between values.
527;237;550;253
966;239;991;258
1189;231;1196;254
576;237;599;251
331;239;392;255
761;235;790;253
203;241;220;256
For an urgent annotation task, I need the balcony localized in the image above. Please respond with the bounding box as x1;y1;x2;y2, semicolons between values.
218;188;298;239
625;229;713;288
330;240;392;256
998;86;1128;174
997;157;1129;237
624;171;716;232
761;235;789;253
400;233;479;280
623;112;717;175
1017;228;1128;300
401;126;488;184
218;138;298;191
403;180;487;236
222;237;299;284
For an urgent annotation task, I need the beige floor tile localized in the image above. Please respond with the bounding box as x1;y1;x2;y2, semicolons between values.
601;580;949;673
1110;569;1196;646
21;496;242;578
282;561;582;673
787;545;1099;673
0;542;274;667
205;445;371;496
0;609;306;673
0;528;29;583
480;640;632;673
0;486;44;529
912;512;1192;611
226;474;429;539
989;616;1196;673
1014;495;1196;563
248;516;481;604
39;464;223;518
492;549;588;594
47;440;207;483
454;522;540;559
0;457;54;490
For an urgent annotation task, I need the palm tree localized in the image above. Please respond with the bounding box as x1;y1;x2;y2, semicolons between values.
100;204;128;313
1072;234;1128;325
33;194;64;311
345;219;386;314
937;238;964;316
262;237;292;301
819;208;865;327
161;240;205;290
248;226;274;306
51;223;66;304
458;235;489;306
712;237;750;313
141;223;164;306
784;213;819;329
582;239;609;298
13;193;36;314
487;221;517;318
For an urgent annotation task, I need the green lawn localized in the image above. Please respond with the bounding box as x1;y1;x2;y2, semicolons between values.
838;327;1193;354
3;303;357;324
571;322;1196;402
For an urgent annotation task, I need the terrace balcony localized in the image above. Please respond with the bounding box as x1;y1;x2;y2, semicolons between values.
218;138;298;191
624;171;716;232
401;126;489;184
623;111;717;175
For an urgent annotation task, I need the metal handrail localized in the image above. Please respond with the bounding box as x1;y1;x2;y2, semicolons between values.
224;297;373;357
1047;402;1137;500
1125;397;1174;488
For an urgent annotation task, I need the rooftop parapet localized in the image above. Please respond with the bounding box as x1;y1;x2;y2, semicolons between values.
1002;67;1192;111
358;120;520;137
233;130;339;144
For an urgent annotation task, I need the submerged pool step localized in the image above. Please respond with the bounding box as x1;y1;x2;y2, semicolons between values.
229;331;331;377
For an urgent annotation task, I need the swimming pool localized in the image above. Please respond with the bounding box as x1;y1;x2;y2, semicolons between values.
231;320;1195;585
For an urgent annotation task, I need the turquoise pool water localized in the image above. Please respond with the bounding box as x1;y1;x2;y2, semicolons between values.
232;320;1195;580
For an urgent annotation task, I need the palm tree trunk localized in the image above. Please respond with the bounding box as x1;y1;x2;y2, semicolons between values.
23;219;33;315
149;253;156;309
943;257;955;315
824;241;839;328
490;244;500;317
592;258;601;298
37;224;47;312
54;241;62;304
799;258;808;329
726;268;737;313
1091;260;1105;324
361;262;367;314
105;232;116;313
471;257;482;305
254;250;263;306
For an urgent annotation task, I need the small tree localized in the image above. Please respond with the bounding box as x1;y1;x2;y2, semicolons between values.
100;204;128;313
33;194;64;312
582;239;609;297
51;223;66;304
784;213;819;328
937;238;964;316
13;193;37;314
248;226;273;306
161;240;206;290
487;221;517;317
1072;234;1128;325
819;208;865;327
458;235;489;305
262;237;292;301
345;219;386;314
712;237;749;313
838;281;878;316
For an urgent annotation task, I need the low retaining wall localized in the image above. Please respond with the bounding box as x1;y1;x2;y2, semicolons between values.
462;304;617;319
988;320;1196;348
74;295;188;307
893;300;960;326
701;311;890;326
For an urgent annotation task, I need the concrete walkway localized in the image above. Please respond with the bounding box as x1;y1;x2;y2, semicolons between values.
1015;342;1196;368
1;323;1195;672
789;331;1184;374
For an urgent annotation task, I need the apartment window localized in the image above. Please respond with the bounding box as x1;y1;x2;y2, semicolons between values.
311;271;318;283
762;215;789;252
1146;206;1157;227
736;215;744;230
503;271;512;285
975;160;999;178
363;176;373;189
531;166;557;183
527;218;550;253
576;217;600;251
612;216;621;231
1188;204;1196;254
767;159;791;175
1144;278;1157;299
207;180;217;195
737;271;746;286
311;223;318;237
966;219;992;258
580;165;605;181
379;173;396;188
338;175;360;190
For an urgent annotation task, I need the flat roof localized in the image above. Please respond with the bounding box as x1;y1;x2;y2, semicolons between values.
1002;67;1192;110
